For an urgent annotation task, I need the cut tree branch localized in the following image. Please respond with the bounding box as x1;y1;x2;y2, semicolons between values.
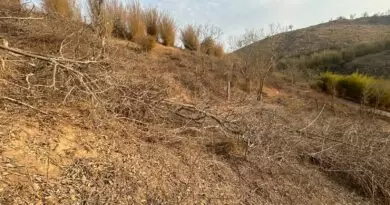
0;17;44;20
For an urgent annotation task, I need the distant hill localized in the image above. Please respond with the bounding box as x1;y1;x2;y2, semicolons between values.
234;15;390;57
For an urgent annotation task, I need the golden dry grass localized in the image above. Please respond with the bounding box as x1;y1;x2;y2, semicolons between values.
42;0;75;18
200;36;216;55
126;0;145;41
159;12;176;47
181;25;200;51
144;7;159;38
214;43;225;57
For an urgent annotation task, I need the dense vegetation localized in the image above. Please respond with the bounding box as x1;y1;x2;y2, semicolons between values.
318;72;390;110
280;38;390;76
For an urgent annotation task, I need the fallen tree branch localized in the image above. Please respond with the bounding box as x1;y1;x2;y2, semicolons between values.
0;45;97;64
0;17;44;20
0;45;101;103
163;100;244;135
0;96;48;114
299;104;326;132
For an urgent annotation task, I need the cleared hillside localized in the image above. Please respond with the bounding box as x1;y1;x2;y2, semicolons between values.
1;4;390;205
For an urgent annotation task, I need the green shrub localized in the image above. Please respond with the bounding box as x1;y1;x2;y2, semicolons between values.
336;73;373;100
317;72;342;95
365;79;390;108
317;72;390;109
307;50;343;68
290;37;390;70
341;48;356;62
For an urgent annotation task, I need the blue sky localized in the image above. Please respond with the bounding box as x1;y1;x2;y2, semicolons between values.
29;0;390;47
140;0;390;41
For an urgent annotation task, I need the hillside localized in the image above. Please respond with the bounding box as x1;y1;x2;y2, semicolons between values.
235;15;390;58
1;4;390;205
344;50;390;76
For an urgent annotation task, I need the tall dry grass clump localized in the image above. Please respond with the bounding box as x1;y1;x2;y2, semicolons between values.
42;0;75;18
213;43;224;57
126;0;145;41
144;7;159;39
200;36;216;55
159;12;176;47
181;25;200;51
106;0;128;39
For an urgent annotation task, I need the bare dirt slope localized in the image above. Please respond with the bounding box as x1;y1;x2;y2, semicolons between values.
1;6;390;205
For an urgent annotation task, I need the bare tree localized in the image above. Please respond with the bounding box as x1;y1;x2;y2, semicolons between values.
199;24;223;41
229;24;285;101
88;0;112;55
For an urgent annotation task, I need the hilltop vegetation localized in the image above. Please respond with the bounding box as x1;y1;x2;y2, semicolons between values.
279;38;390;77
235;14;390;58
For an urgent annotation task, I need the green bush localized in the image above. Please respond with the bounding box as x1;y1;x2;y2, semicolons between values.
317;72;342;95
307;50;343;68
317;72;390;110
291;37;390;70
336;73;373;100
365;80;390;108
341;48;356;62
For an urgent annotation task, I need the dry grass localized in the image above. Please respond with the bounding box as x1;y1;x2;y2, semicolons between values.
214;43;225;57
159;11;176;47
136;35;157;52
144;7;159;38
126;0;145;41
200;36;216;55
42;0;75;18
106;0;128;39
1;4;390;205
181;25;200;51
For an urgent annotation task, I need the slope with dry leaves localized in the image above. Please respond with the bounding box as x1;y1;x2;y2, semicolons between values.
0;5;390;205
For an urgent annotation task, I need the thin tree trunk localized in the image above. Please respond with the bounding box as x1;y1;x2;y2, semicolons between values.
227;80;231;101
